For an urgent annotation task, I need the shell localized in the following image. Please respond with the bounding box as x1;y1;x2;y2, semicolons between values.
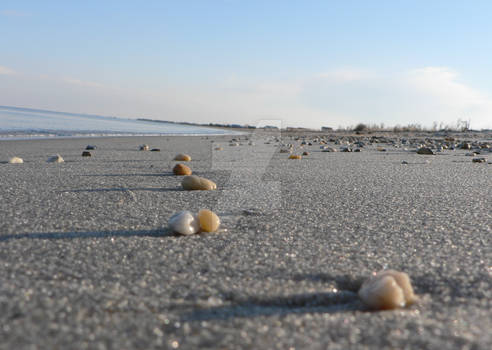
198;209;220;232
168;211;200;235
174;154;191;161
9;157;23;164
47;154;64;163
182;175;217;191
358;269;417;310
288;154;302;159
173;163;192;175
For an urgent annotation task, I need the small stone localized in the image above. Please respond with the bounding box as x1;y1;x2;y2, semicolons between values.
214;147;223;151
417;147;434;155
377;147;387;152
173;163;192;175
139;144;150;151
174;154;191;161
354;148;361;152
9;156;23;164
47;154;64;163
472;157;486;163
322;147;337;152
341;147;352;152
82;151;92;157
302;151;309;156
401;160;409;164
359;269;417;310
288;154;302;159
280;148;291;153
150;148;161;152
465;152;478;156
460;143;472;150
85;145;96;150
168;211;199;235
197;209;220;232
182;175;217;190
229;142;239;147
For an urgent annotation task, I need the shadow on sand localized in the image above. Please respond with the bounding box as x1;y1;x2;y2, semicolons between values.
0;228;173;242
182;290;363;321
58;187;182;193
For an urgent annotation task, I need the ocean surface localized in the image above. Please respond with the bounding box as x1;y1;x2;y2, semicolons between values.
0;106;237;139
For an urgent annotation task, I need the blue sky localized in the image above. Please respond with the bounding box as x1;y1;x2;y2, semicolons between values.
1;0;492;129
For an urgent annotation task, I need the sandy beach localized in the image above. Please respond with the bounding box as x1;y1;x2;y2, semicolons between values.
0;133;490;349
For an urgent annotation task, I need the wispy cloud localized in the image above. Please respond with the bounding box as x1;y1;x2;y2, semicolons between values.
0;65;16;75
62;78;104;88
0;10;31;17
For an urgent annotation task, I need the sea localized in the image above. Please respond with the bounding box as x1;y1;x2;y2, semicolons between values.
0;105;237;140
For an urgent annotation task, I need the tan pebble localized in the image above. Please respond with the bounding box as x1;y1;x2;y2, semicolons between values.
173;163;192;175
174;153;191;161
289;154;302;159
358;269;417;310
168;211;199;235
47;154;64;163
214;147;223;151
9;156;23;164
139;144;150;151
198;209;221;232
182;175;217;190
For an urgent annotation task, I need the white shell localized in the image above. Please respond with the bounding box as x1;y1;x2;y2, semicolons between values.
47;154;64;163
358;269;416;310
9;157;23;164
168;211;200;235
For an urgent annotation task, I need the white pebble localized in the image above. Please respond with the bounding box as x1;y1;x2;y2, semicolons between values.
47;154;64;163
168;211;200;235
9;157;23;164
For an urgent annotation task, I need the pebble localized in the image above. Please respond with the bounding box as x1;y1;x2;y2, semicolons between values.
358;269;417;310
9;156;23;164
197;209;221;232
401;160;409;164
173;164;192;175
150;148;161;152
82;151;92;157
322;147;337;152
288;154;302;159
85;145;96;150
214;147;223;151
182;175;217;190
47;154;64;163
472;157;486;163
302;151;309;156
417;147;434;155
168;211;200;235
139;144;150;151
174;154;191;161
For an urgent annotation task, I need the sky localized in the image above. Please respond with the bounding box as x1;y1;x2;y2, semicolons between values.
1;0;492;129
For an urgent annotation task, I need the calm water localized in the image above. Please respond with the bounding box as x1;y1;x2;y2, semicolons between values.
0;106;236;139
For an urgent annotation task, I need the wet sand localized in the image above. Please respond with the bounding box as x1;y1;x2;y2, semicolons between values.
0;133;490;349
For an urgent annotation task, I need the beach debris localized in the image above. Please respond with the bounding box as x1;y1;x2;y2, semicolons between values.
472;157;486;163
173;163;192;175
168;211;200;235
47;154;64;163
169;209;221;235
82;151;92;157
139;144;150;151
9;156;23;164
197;209;221;232
182;175;216;190
150;148;161;152
174;153;191;161
288;154;302;159
416;147;434;155
358;269;417;310
85;145;96;150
